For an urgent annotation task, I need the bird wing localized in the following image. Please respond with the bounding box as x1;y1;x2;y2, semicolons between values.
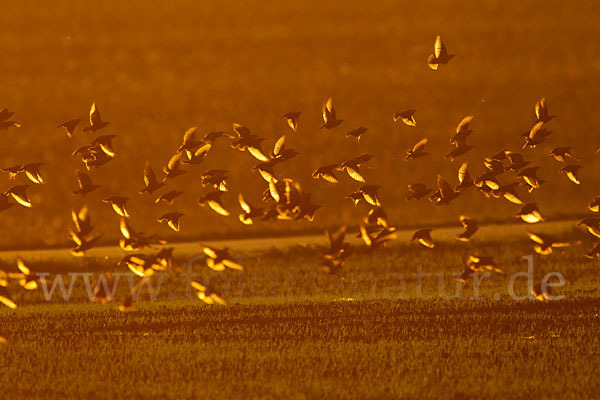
182;126;197;145
345;165;365;183
456;115;473;134
143;162;157;187
526;230;546;245
120;218;131;239
438;176;454;199
208;200;230;216
238;194;251;213
434;35;444;58
167;153;182;171
529;121;544;139
76;170;93;189
273;135;286;157
89;102;101;126
322;97;334;123
412;138;428;152
223;259;244;271
458;162;469;183
247;146;269;162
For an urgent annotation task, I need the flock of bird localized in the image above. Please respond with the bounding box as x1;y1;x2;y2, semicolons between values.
0;34;598;334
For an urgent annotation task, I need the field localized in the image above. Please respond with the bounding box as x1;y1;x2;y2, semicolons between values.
3;1;600;398
1;1;600;247
2;230;600;399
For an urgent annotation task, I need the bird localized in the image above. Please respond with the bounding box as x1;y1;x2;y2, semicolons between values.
456;216;478;241
451;115;474;145
57;118;82;138
155;190;183;205
269;135;298;163
320;226;352;274
578;218;600;239
0;108;14;122
72;170;100;196
238;194;265;225
517;166;544;192
312;164;340;183
522;121;552;149
282;111;301;132
584;241;600;259
201;170;229;192
454;162;474;192
346;126;368;143
83;102;109;132
320;97;343;129
0;109;20;130
162;153;187;180
516;203;545;224
549;147;578;163
412;228;435;248
252;161;278;182
5;185;31;208
525;230;571;255
21;163;44;184
0;287;17;309
406;183;433;200
139;162;166;194
191;281;227;305
433;175;459;205
504;151;530;172
427;35;455;70
393;109;416;126
177;127;204;153
16;257;40;290
71;206;94;237
465;254;503;274
198;191;230;216
560;164;582;185
69;219;101;256
405;138;428;160
359;224;396;249
535;97;554;122
530;282;552;302
182;145;211;165
492;182;525;205
119;218;165;251
202;246;243;271
92;135;120;157
1;165;24;179
355;185;382;207
90;273;116;304
103;196;130;218
363;207;389;228
338;154;373;182
589;197;600;212
157;212;185;232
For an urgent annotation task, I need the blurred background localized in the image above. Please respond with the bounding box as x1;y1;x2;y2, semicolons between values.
1;0;600;248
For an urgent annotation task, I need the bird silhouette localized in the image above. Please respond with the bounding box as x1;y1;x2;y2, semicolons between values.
427;35;455;69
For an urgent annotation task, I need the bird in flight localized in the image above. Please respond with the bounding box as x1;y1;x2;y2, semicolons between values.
427;35;455;70
412;228;435;248
83;102;109;133
58;118;82;138
139;162;166;194
72;170;100;196
282;111;301;132
393;109;416;126
157;212;185;232
320;97;343;129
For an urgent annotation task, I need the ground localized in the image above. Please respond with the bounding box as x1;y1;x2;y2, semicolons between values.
1;229;599;399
